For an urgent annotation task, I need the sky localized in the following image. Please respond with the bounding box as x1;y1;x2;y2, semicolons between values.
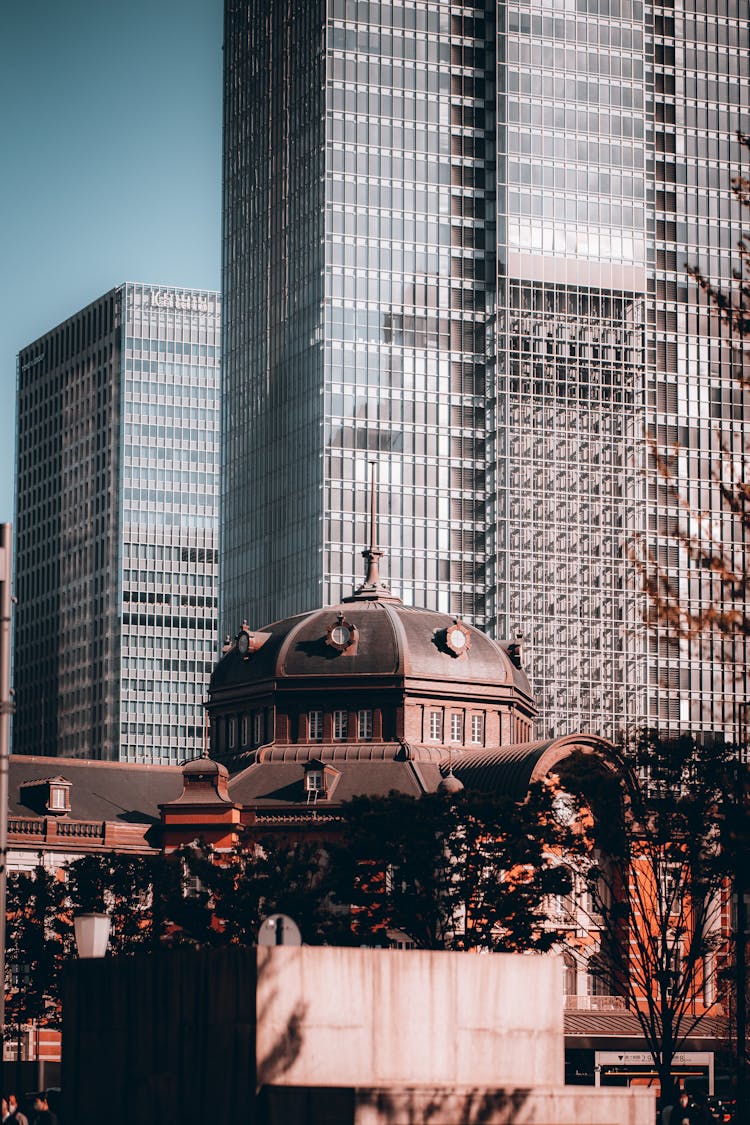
0;0;223;524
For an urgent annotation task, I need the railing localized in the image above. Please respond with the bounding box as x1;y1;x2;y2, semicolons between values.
564;995;627;1011
9;816;105;841
56;820;104;839
8;817;44;835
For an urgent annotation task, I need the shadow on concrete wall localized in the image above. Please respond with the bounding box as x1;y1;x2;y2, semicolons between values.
258;1086;533;1125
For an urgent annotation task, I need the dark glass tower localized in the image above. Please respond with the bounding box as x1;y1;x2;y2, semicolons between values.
15;285;220;762
223;0;491;633
222;0;748;742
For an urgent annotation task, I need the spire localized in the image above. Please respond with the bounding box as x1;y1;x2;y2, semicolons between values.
345;462;401;603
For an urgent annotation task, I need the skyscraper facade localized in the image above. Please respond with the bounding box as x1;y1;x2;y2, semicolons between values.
14;284;220;763
222;0;748;742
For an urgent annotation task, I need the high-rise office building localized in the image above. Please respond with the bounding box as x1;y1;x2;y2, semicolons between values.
222;0;747;742
15;284;220;763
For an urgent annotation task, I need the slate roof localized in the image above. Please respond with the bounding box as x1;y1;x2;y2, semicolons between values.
444;735;618;799
229;757;442;807
9;755;183;825
211;599;532;697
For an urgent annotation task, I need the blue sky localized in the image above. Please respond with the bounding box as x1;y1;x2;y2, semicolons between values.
0;0;223;524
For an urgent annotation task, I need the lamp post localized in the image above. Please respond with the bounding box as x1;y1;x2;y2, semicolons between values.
73;914;111;959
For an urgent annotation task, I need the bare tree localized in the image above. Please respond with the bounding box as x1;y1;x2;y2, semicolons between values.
559;733;739;1107
632;132;749;649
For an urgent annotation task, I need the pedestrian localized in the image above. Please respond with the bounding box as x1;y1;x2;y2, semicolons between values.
663;1091;708;1125
6;1093;29;1125
31;1093;57;1125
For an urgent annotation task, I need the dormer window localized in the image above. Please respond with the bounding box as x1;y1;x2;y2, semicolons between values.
18;776;73;816
303;758;331;804
302;758;340;803
305;769;324;793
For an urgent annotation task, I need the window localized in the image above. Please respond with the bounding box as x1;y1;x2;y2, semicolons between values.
49;786;68;811
450;713;463;742
241;715;249;746
428;710;443;740
333;710;348;740
228;717;236;749
358;709;373;739
587;956;611;997
308;710;323;741
253;712;263;746
305;769;324;792
470;714;484;744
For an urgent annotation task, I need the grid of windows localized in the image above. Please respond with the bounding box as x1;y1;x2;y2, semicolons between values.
489;283;642;737
222;0;491;631
14;284;220;763
223;0;748;743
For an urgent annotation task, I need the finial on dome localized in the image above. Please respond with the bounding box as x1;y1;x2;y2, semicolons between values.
345;461;402;603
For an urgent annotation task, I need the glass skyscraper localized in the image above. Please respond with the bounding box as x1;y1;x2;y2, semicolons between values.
222;0;748;742
14;284;220;763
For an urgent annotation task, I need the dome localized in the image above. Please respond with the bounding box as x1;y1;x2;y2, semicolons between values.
437;771;465;795
210;598;532;699
208;488;537;765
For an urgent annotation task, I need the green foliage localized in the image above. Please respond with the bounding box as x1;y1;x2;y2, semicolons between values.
327;786;582;952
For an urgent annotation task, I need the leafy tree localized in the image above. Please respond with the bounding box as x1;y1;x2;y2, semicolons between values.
155;837;345;948
328;787;581;952
559;732;745;1107
5;862;71;1031
65;852;155;954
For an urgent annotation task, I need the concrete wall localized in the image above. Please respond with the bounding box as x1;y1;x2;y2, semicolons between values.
256;947;564;1089
260;1085;656;1125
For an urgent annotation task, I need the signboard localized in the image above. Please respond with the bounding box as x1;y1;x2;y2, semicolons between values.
595;1050;714;1095
597;1051;712;1067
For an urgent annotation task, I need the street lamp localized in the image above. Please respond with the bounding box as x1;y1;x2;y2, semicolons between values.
73;914;111;959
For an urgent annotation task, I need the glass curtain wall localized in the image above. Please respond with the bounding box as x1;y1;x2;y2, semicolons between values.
222;0;327;632
120;285;220;763
323;0;493;621
645;0;748;737
490;0;648;738
14;285;220;763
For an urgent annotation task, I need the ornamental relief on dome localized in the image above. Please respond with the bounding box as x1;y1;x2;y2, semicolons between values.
325;613;359;655
439;619;472;659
